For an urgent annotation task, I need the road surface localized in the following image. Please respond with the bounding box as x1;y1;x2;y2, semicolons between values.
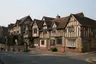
0;52;89;64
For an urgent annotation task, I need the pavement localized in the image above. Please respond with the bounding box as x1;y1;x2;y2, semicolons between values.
85;52;96;64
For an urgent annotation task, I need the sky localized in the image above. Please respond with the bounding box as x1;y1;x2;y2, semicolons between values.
0;0;96;26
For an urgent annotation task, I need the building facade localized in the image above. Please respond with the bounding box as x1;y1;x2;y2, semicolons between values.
8;13;96;52
8;15;33;47
34;13;96;52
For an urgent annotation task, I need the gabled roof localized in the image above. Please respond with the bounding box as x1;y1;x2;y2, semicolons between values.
73;15;96;28
24;24;32;30
57;16;70;29
14;15;32;26
34;19;44;30
52;16;70;29
14;20;21;26
72;12;84;17
45;20;53;29
8;23;14;29
41;16;55;31
42;16;55;21
19;15;32;24
52;12;90;29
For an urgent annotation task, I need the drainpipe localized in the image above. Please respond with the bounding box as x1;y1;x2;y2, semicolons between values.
5;36;7;51
63;30;65;52
49;31;51;50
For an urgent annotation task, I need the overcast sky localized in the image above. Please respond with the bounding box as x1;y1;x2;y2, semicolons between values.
0;0;96;26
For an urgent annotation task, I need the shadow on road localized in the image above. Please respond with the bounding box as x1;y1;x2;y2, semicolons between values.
0;53;90;64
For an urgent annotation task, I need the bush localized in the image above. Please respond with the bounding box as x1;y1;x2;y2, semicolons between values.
50;47;58;52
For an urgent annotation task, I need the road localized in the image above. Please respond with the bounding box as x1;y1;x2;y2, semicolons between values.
0;52;89;64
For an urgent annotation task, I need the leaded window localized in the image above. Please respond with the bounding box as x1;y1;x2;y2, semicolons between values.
67;26;74;32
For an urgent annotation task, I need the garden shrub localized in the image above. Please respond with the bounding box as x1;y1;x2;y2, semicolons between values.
50;47;58;52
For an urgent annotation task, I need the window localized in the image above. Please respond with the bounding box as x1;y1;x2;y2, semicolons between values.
52;28;56;33
66;39;76;47
50;39;56;46
67;26;74;32
41;40;44;45
34;28;37;34
57;38;62;44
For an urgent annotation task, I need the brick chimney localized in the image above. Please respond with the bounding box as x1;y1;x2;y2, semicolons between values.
56;14;60;19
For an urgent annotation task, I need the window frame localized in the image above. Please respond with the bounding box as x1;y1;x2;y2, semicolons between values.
66;39;76;48
52;28;56;33
57;38;62;45
41;40;44;45
50;39;56;46
33;28;37;34
67;26;74;32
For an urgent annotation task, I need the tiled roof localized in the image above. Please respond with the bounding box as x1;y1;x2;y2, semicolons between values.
8;23;14;29
34;19;44;30
14;20;21;26
19;16;29;24
41;16;55;31
73;15;96;28
52;16;70;29
45;20;53;29
14;15;32;26
52;12;92;29
42;16;55;20
72;12;84;17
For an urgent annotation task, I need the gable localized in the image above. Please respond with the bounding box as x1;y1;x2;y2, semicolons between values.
32;21;38;29
43;22;47;29
52;23;57;28
66;15;81;27
23;18;32;24
43;21;47;26
42;17;45;21
20;16;32;25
